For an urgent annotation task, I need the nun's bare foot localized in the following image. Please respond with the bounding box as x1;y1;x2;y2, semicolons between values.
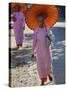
17;45;19;49
41;77;47;86
41;81;51;86
41;81;44;86
48;74;53;81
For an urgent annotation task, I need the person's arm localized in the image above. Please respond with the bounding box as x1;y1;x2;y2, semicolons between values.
22;13;25;30
32;30;37;56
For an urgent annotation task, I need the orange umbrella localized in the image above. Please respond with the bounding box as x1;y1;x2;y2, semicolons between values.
10;3;27;14
25;4;58;30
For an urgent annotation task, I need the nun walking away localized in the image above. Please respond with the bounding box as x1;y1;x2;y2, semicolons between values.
32;16;53;85
11;5;25;50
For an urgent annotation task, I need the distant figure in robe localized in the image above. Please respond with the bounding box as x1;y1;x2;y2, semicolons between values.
11;5;25;49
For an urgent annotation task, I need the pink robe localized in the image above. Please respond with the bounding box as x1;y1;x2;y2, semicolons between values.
32;27;52;80
11;12;25;45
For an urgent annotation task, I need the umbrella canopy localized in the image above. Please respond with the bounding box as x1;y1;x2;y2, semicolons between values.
10;3;27;14
25;4;58;30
